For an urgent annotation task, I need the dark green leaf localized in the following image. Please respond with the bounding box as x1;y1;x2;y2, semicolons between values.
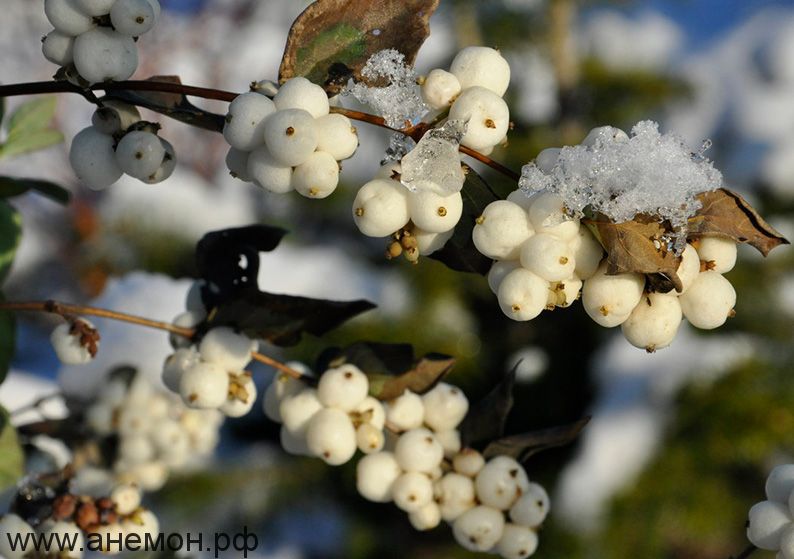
205;292;375;347
483;417;591;463
0;129;64;159
5;98;57;137
0;176;71;205
279;0;440;94
0;97;5;127
105;76;226;133
0;200;22;285
460;366;516;448
0;292;14;387
0;406;24;492
428;165;497;275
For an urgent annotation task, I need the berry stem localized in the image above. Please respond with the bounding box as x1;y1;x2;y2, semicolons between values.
0;80;521;180
0;299;307;381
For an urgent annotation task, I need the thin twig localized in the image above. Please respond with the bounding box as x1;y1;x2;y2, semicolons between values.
0;79;522;181
731;544;757;559
0;300;308;381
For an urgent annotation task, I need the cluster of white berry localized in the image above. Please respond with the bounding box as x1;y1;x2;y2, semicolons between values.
352;161;462;262
85;371;222;491
69;102;176;189
224;77;358;198
0;484;158;558
350;46;513;261
264;367;548;558
747;465;794;557
420;46;511;154
42;0;160;84
482;126;738;351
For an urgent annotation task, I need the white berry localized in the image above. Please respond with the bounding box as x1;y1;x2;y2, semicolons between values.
452;505;506;552
263;108;319;167
273;76;330;118
582;125;628;146
473;200;534;260
413;227;454;256
179;361;229;409
407;190;463;234
409;502;442;531
453;448;486;478
767;465;794;503
696;236;737;274
498;268;549;321
385;390;425;431
535;148;561;174
581;262;645;327
435;472;477;522
509;482;550;528
111;483;142;515
496;523;539;559
199;327;256;371
221;372;257;418
73;28;137;83
621;292;683;351
679;271;736;329
352;179;411;237
223;92;276;151
450;46;511;96
315;114;358;160
280;388;323;436
293;150;340;199
421;382;469;431
50;320;96;364
45;0;95;36
392;471;434;513
677;243;701;293
573;226;604;280
421;69;462;109
475;455;530;510
356;451;403;503
317;364;368;411
395;428;444;473
110;0;156;37
520;233;576;282
69;126;123;189
42;30;74;66
747;500;792;550
356;423;385;454
449;86;510;151
306;407;357;465
115;131;166;181
225;148;251;182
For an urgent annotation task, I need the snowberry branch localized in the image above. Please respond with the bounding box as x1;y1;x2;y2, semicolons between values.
0;80;521;181
0;299;307;381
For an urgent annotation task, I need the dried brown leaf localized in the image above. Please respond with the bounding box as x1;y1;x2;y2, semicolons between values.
279;0;440;94
688;188;789;256
585;213;683;291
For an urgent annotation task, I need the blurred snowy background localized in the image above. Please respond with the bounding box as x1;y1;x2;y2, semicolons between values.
2;0;794;557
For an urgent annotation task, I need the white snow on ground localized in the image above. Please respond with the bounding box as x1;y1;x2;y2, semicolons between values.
0;370;67;426
581;10;684;71
555;325;755;533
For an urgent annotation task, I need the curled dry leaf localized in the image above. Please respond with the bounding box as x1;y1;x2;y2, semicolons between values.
278;0;440;94
482;417;591;463
688;188;789;256
584;213;683;292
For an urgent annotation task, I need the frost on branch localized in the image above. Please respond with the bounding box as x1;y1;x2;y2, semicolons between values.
400;119;467;196
347;49;427;128
519;121;723;250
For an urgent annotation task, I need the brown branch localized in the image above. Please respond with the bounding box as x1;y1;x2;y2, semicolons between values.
0;79;521;181
0;299;307;381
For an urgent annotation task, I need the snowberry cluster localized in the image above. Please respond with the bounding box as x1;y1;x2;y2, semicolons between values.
69;102;176;189
420;46;511;154
264;367;549;558
85;371;222;491
0;484;158;559
263;364;385;464
483;126;739;351
224;77;358;198
42;0;161;84
350;46;513;261
747;464;794;557
352;161;462;262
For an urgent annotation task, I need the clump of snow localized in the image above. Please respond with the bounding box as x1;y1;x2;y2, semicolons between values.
347;49;427;128
400;119;466;195
519;121;723;250
382;133;416;164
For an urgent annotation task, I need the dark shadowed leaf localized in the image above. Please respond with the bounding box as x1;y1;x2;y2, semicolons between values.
205;292;375;346
483;417;591;463
105;76;226;132
460;366;516;448
316;342;454;400
279;0;440;94
195;225;374;345
0;406;24;492
428;165;497;275
196;225;288;307
0;292;14;386
0;176;70;205
585;213;683;291
688;188;789;256
369;353;455;400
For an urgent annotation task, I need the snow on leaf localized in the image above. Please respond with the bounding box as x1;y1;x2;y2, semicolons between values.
347;49;427;128
520;120;723;252
400;119;466;195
